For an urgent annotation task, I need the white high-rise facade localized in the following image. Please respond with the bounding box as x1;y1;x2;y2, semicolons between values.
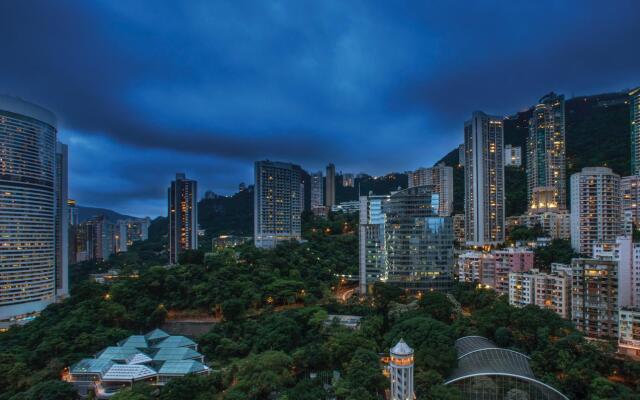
407;162;454;216
464;111;505;246
310;171;324;209
389;339;414;400
0;96;58;328
254;161;303;248
570;167;621;256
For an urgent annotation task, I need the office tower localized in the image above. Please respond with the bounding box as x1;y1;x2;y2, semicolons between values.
526;92;566;211
622;175;640;234
464;111;505;246
254;161;303;248
407;163;454;216
325;163;335;207
503;144;522;167
458;144;465;166
54;142;69;298
619;308;640;358
310;170;324;209
452;214;465;243
115;218;150;253
570;167;621;255
0;96;57;328
359;186;454;293
571;258;618;339
168;173;198;263
631;88;640;175
342;173;354;187
389;339;414;400
509;266;571;319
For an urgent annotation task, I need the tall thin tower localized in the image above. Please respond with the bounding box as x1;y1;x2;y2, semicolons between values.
325;163;335;207
464;111;505;246
389;339;414;400
168;173;198;264
631;88;640;175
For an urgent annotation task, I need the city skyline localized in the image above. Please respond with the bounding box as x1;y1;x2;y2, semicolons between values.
1;1;639;217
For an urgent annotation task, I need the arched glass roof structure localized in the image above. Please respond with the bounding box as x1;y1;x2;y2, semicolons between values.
445;336;568;400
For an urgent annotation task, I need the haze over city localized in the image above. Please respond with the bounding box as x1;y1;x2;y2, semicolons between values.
1;0;639;217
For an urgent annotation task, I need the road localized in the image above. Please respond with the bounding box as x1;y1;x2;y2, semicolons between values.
336;286;357;302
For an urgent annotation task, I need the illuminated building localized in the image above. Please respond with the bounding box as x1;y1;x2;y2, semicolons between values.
630;88;640;175
503;144;521;167
493;248;533;295
168;173;198;263
254;161;303;248
342;173;354;187
622;175;640;234
325;163;335;207
509;265;571;319
464;111;505;246
456;251;495;288
0;96;57;328
571;258;619;339
359;186;454;294
310;170;324;209
452;213;465;243
55;142;69;299
570;167;621;256
619;308;640;359
527;92;566;211
115;218;150;253
407;162;454;216
331;200;360;214
389;339;414;400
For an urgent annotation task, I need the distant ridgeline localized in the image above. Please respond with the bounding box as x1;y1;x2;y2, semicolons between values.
437;91;631;216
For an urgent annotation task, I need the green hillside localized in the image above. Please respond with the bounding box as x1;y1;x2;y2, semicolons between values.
437;91;631;216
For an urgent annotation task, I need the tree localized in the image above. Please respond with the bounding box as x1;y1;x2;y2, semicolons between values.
221;299;245;322
419;291;454;323
8;380;79;400
335;349;386;399
371;282;402;330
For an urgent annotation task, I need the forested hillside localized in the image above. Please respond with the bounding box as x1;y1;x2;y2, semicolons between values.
437;91;631;216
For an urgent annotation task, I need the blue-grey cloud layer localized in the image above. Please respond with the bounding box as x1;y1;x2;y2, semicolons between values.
1;0;638;216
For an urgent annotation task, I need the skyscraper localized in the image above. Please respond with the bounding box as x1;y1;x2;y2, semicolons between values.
55;142;69;298
359;186;454;293
342;173;354;187
310;170;324;209
254;161;303;248
325;163;335;207
464;111;505;246
621;175;640;234
570;167;621;255
115;218;151;253
0;96;57;328
526;93;566;211
407;162;454;216
630;88;640;175
503;144;522;167
168;173;198;263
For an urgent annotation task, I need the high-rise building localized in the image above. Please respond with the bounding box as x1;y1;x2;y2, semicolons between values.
310;170;324;209
115;218;151;253
452;214;465;243
359;186;454;294
570;167;621;255
622;175;640;234
325;163;335;207
254;161;303;248
389;339;414;400
168;173;198;263
54;142;69;299
407;163;453;216
68;199;78;226
493;248;534;295
84;215;115;261
342;173;354;188
509;265;571;319
630;88;640;175
458;144;465;166
571;258;619;339
464;111;505;246
619;308;640;358
526;93;566;211
0;96;58;328
503;144;522;167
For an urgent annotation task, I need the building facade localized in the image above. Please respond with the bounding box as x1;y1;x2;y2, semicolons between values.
464;111;505;246
55;142;69;299
310;170;324;209
0;96;58;328
509;266;571;319
631;88;640;175
622;175;640;234
407;163;454;216
504;144;522;167
571;258;619;339
527;92;566;211
570;167;621;256
359;187;454;294
254;161;303;248
325;163;335;207
168;173;198;263
619;308;640;358
115;218;151;253
493;248;534;295
342;173;354;187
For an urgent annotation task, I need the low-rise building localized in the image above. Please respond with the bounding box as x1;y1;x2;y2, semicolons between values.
331;201;360;214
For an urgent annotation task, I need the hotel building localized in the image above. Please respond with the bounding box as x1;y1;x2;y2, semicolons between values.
0;96;58;328
254;161;303;248
464;111;505;246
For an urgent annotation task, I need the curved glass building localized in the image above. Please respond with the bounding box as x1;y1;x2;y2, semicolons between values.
445;336;568;399
0;96;57;327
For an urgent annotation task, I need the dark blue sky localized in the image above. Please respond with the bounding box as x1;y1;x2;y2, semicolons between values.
1;1;639;217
